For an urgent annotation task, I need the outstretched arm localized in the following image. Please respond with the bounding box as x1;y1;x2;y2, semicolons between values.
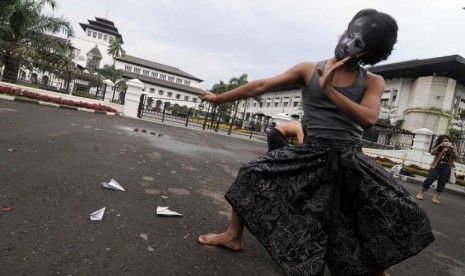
318;58;384;129
200;62;312;104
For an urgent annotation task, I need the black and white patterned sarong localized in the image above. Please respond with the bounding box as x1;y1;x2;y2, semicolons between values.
225;138;434;276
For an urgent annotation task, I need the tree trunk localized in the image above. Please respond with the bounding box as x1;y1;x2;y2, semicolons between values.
2;55;20;82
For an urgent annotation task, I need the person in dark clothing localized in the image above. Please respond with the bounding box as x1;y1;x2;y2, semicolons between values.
417;135;457;204
198;9;433;276
267;121;305;152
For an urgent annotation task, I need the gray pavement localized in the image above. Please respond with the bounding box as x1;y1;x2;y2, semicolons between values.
2;99;465;276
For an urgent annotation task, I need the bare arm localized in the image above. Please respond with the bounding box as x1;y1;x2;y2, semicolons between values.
318;58;384;129
200;62;313;104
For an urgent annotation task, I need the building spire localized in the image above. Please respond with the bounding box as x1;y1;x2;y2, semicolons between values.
105;9;109;19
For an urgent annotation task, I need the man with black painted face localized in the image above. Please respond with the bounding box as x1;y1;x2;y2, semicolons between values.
198;9;433;276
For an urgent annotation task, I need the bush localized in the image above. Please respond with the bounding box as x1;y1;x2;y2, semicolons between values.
0;84;117;113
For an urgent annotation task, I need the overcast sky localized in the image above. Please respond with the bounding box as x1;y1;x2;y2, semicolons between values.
50;0;465;88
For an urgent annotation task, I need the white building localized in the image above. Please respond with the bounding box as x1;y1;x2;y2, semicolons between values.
115;55;204;109
240;87;303;125
242;55;465;135
370;55;465;134
71;17;123;69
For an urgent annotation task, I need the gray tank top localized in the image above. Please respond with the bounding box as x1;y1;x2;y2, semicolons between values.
302;60;367;141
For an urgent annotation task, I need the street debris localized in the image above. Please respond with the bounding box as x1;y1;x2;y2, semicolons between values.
1;204;13;212
156;206;182;217
140;233;148;241
102;179;125;191
89;207;106;221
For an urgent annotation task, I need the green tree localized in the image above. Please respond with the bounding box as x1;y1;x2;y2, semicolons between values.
0;0;74;81
98;63;126;101
98;64;122;83
107;37;125;65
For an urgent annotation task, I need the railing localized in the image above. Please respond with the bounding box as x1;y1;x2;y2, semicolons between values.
139;97;269;140
362;127;415;150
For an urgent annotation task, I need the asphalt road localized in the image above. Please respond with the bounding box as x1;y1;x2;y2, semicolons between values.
1;100;465;276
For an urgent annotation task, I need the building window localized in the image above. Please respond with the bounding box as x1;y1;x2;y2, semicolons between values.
103;35;108;41
283;102;288;107
176;94;181;99
253;103;257;107
150;88;155;93
293;102;299;107
151;72;159;78
98;33;102;39
168;76;175;82
109;36;114;43
160;74;166;80
380;99;389;107
93;31;97;38
183;80;191;86
143;69;149;76
184;96;189;101
167;92;172;97
176;78;183;84
193;98;197;103
134;68;141;74
124;65;132;71
266;103;271;107
274;102;279;107
87;30;91;36
159;90;164;96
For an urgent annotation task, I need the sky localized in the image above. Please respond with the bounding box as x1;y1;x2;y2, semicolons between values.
49;0;465;89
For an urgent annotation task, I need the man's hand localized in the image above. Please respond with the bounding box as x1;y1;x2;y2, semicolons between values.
317;57;351;90
200;90;216;103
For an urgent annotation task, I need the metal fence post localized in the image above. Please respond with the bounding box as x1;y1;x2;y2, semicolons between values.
210;107;216;129
185;108;191;127
429;134;436;152
249;120;255;139
162;103;166;123
202;105;210;130
215;111;222;132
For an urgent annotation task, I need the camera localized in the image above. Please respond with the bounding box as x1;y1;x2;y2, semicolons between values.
444;142;452;147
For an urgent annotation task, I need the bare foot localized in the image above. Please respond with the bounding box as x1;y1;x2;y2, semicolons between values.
198;232;243;251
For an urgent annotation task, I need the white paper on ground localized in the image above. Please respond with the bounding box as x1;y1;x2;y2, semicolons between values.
90;207;106;221
156;206;182;217
102;179;125;191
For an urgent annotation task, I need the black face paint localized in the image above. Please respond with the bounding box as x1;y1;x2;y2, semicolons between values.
334;18;377;61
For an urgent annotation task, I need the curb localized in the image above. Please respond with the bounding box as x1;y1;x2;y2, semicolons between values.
0;94;119;116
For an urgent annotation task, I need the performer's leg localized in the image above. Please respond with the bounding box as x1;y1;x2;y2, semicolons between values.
198;210;244;251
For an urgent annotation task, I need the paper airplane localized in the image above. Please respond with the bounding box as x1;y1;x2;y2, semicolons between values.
156;206;183;217
102;179;125;191
90;207;106;221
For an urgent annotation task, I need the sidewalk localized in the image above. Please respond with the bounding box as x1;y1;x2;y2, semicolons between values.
396;173;465;197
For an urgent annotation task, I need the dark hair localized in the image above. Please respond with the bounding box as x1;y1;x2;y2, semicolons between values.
434;135;450;148
349;9;398;66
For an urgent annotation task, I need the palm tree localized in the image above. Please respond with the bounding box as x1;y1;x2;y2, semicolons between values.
0;0;74;81
0;0;17;23
107;37;125;65
98;64;122;83
97;63;127;102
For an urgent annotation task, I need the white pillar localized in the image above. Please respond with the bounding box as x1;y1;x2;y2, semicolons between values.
123;79;145;118
411;128;434;151
102;79;114;103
